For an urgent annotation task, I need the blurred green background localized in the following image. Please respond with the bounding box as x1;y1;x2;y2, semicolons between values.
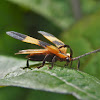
1;0;100;100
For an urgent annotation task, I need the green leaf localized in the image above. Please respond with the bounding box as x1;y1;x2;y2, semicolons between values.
0;55;100;100
0;87;77;100
0;87;30;100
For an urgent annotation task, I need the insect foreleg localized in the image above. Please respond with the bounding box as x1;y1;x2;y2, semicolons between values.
64;45;73;58
77;59;80;70
64;62;69;66
70;61;73;68
59;45;73;58
64;60;73;68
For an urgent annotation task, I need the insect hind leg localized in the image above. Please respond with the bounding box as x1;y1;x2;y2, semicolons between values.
22;58;30;69
37;54;50;69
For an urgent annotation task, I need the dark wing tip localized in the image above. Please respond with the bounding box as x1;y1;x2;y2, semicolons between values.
38;31;44;33
6;31;14;35
6;31;27;41
38;31;46;35
52;40;64;46
38;31;55;37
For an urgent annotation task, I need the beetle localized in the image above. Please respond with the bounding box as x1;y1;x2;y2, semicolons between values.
6;31;100;69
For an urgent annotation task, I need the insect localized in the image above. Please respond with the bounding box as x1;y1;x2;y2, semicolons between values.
6;31;100;69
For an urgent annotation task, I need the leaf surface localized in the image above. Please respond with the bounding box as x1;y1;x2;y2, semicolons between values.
0;56;100;100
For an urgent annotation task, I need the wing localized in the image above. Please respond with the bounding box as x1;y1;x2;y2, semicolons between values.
6;31;59;54
18;49;55;62
15;49;49;54
38;31;67;53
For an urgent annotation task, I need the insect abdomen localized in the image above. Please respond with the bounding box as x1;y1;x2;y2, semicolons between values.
28;54;56;62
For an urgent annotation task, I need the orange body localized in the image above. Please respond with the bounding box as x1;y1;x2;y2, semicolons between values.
6;31;72;69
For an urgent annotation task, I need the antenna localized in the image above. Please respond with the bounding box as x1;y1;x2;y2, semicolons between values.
72;48;100;61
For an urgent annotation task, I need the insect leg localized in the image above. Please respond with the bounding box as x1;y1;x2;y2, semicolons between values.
22;58;30;69
64;45;73;58
59;45;73;58
37;54;50;69
70;61;73;68
27;59;29;67
49;56;57;69
64;61;73;69
77;59;80;70
64;62;69;66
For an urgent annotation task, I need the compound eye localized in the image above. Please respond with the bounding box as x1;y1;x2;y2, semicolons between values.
66;57;70;62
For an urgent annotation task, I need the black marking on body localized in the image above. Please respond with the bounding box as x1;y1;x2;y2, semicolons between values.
38;31;55;37
39;41;51;47
53;40;64;46
29;54;57;62
6;31;27;41
58;45;68;49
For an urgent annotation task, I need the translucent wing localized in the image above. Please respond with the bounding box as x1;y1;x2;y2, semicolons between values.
15;49;49;54
38;31;67;53
6;31;59;54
